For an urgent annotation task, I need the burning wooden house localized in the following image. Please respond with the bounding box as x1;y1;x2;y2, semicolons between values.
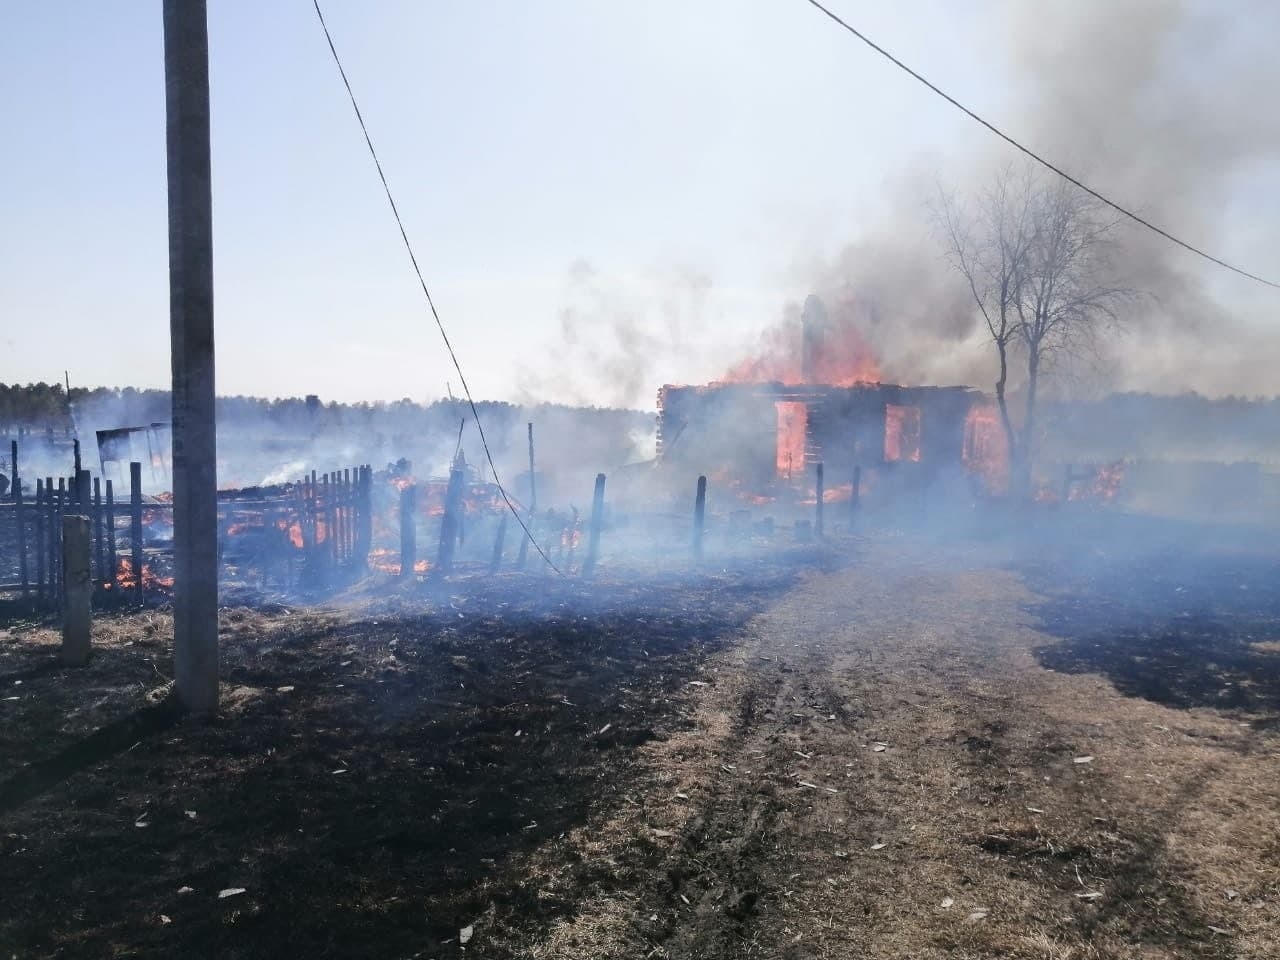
656;294;1005;498
657;381;998;494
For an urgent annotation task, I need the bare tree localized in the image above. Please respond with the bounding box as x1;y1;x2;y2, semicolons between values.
937;163;1132;495
936;164;1035;472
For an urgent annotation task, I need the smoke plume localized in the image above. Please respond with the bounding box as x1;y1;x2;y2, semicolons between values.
743;0;1280;400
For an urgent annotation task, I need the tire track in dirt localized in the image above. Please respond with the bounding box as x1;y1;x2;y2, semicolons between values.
529;538;1269;958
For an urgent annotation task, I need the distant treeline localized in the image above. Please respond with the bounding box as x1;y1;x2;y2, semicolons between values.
8;381;1280;471
2;382;657;488
1041;392;1280;462
0;382;650;435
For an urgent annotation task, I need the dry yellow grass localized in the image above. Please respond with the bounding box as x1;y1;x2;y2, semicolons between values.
514;539;1280;959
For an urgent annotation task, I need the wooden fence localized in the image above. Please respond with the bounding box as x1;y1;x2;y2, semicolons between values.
0;448;372;610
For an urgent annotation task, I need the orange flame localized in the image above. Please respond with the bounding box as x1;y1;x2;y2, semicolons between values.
112;558;175;591
721;309;881;387
799;482;853;505
963;404;1009;493
1067;462;1126;503
276;519;304;549
367;548;430;576
775;401;808;480
884;405;921;463
709;469;775;506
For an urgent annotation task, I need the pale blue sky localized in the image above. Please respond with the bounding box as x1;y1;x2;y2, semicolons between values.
2;2;1276;407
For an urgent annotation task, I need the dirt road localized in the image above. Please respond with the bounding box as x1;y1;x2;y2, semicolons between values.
3;535;1278;958
525;540;1280;959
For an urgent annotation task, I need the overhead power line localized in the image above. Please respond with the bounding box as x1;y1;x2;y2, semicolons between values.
801;0;1280;290
311;0;563;575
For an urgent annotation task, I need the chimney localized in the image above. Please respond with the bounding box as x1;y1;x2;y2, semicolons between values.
800;294;827;384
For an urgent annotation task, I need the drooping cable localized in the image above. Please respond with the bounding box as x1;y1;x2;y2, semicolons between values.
802;0;1280;290
311;0;563;575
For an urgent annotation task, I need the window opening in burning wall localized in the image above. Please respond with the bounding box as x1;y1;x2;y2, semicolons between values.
775;401;807;481
963;404;1009;493
884;405;921;463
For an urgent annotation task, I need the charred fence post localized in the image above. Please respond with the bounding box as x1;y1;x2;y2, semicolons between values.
75;468;90;516
105;478;118;589
356;465;373;570
54;478;65;606
437;467;466;574
341;467;352;565
582;472;606;578
815;462;825;538
399;483;417;578
326;472;337;567
61;514;91;666
296;476;313;569
693;475;707;564
35;480;46;603
130;462;144;604
13;440;28;598
490;514;508;574
322;472;333;575
92;477;104;586
517;421;536;569
307;471;319;567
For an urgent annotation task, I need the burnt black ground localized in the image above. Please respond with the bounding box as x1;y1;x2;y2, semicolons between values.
0;568;795;958
4;516;1280;958
1021;511;1280;720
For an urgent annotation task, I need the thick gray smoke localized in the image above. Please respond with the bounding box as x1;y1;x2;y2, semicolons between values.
777;0;1280;400
516;258;716;411
1003;0;1280;397
527;2;1279;417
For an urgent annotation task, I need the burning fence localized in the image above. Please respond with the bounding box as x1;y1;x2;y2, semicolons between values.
0;284;1149;608
0;457;376;610
0;432;602;611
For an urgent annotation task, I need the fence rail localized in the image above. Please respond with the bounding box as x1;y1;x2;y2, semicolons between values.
0;457;372;610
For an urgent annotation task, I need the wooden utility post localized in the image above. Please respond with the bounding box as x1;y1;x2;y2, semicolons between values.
130;462;144;605
164;0;219;716
489;515;508;574
517;422;536;569
12;441;28;598
582;473;606;578
815;462;824;538
438;468;466;573
693;475;707;564
61;515;92;665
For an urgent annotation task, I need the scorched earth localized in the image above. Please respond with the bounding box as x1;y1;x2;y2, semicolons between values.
2;519;1278;959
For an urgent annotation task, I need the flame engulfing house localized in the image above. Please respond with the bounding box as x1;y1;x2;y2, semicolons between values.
657;295;1003;497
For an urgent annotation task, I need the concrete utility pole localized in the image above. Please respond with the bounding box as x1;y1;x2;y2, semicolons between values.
164;0;219;715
